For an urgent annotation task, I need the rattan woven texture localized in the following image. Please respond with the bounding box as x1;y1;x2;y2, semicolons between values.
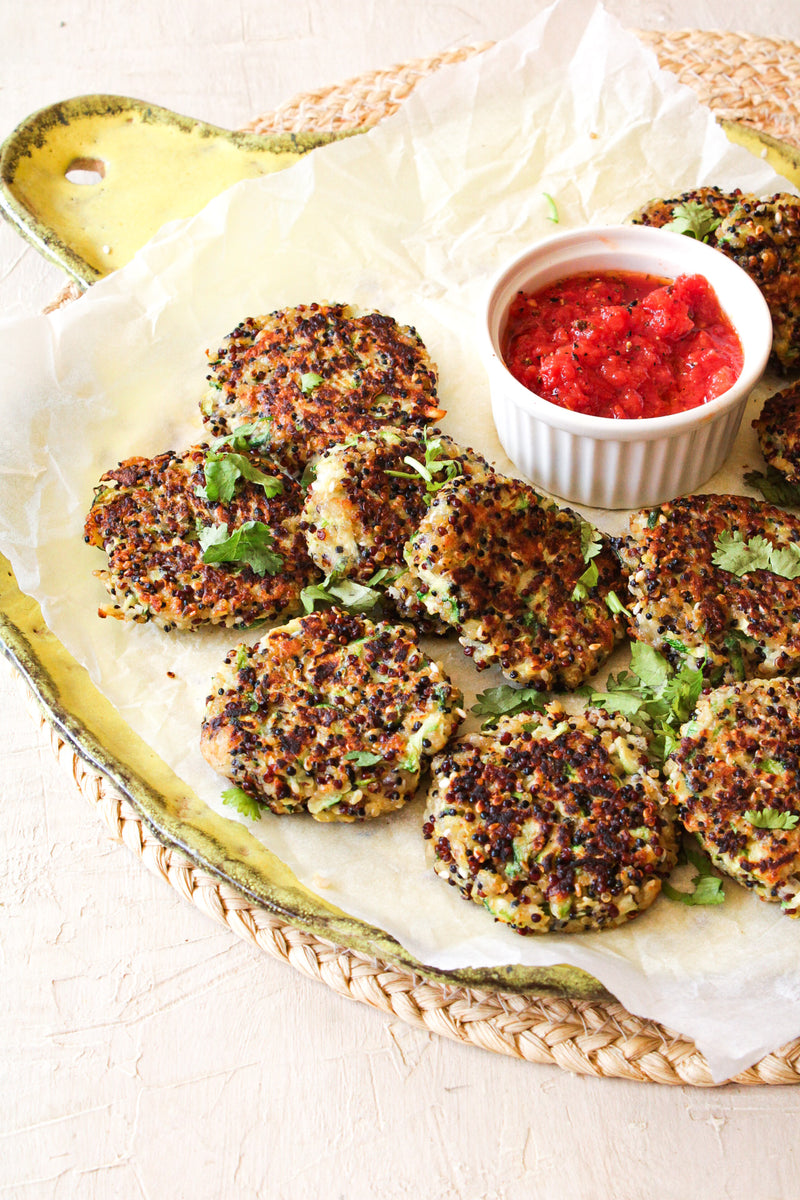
38;27;800;1086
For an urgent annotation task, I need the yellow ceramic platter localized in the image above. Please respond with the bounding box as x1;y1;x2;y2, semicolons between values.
0;97;798;1000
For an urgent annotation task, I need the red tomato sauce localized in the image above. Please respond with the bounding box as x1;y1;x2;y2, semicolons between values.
502;271;743;420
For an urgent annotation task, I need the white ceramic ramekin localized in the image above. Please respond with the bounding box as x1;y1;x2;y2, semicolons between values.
481;225;773;509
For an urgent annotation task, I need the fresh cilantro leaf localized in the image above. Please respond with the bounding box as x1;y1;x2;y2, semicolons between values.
199;521;283;576
712;531;800;579
744;467;800;507
344;750;384;767
580;521;603;563
221;785;263;821
300;460;318;490
300;371;324;394
385;429;462;504
299;569;393;615
542;192;559;223
663;875;726;906
662;200;722;243
199;452;284;504
471;685;547;722
744;807;799;830
604;589;631;617
209;419;273;452
572;560;599;601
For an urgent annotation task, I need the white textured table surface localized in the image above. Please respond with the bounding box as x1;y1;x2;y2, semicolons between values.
4;3;800;1198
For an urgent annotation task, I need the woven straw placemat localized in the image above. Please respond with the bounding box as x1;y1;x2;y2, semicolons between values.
33;28;800;1086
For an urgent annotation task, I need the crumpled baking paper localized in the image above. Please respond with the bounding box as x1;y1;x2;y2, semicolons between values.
0;0;797;1082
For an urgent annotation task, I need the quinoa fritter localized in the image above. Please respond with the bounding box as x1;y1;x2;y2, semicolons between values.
627;186;750;230
715;195;800;371
202;303;444;475
617;494;800;683
200;608;464;821
753;380;800;484
300;426;492;582
424;706;677;933
404;473;627;689
84;443;316;630
665;677;800;915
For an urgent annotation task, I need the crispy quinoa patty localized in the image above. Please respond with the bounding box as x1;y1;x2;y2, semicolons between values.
424;706;677;933
753;380;800;484
200;608;464;821
300;426;492;582
715;195;800;370
617;494;800;683
84;443;315;630
665;678;800;915
404;473;627;689
201;303;444;474
627;186;751;230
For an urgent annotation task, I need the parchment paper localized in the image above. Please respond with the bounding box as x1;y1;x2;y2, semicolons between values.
1;0;797;1081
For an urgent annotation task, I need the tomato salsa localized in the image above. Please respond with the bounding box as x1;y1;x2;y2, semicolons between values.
502;270;743;420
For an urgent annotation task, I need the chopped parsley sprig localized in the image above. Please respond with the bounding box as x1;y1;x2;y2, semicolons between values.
744;807;799;831
471;684;548;728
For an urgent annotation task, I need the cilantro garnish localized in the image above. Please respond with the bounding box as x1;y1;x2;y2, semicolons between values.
571;522;603;601
543;192;559;223
221;785;263;821
300;371;324;394
583;641;704;761
344;750;384;767
471;684;548;726
662;200;722;243
209;420;273;453
605;589;631;617
744;467;800;508
744;807;799;830
300;568;396;614
712;531;800;579
663;840;725;906
199;521;283;576
198;452;284;504
385;429;462;503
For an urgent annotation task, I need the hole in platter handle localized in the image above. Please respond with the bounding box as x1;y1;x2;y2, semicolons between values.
64;157;106;186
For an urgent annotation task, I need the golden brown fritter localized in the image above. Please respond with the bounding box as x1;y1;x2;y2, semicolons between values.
84;442;316;630
300;426;492;583
753;380;800;484
404;473;627;689
627;186;750;230
201;303;444;475
665;677;800;915
617;494;800;682
424;706;677;933
201;608;464;821
716;195;800;370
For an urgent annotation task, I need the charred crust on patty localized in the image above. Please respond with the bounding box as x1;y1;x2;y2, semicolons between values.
665;677;800;914
200;607;464;821
84;442;317;630
753;380;800;484
617;493;800;682
424;706;677;933
404;472;627;689
201;303;444;475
